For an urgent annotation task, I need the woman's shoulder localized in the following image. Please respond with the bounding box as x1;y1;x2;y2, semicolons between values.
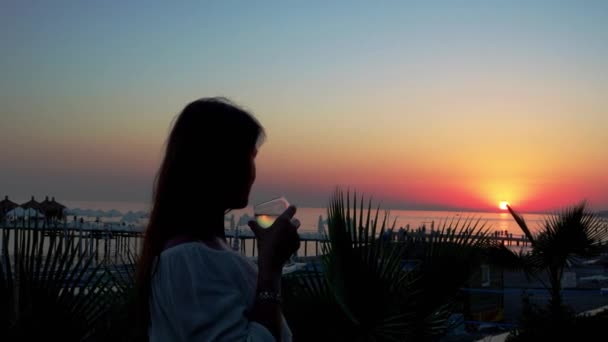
159;240;233;262
157;240;253;274
153;240;258;291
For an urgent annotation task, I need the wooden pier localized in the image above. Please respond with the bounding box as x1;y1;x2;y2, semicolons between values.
0;221;533;263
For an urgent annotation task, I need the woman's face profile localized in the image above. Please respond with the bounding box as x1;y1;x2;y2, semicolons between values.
228;148;257;210
244;148;258;205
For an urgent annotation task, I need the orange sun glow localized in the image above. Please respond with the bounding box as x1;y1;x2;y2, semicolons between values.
499;201;510;210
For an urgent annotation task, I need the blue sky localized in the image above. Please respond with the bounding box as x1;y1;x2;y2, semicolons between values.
1;1;607;210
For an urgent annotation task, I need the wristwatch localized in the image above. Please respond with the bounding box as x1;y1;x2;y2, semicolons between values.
257;291;282;304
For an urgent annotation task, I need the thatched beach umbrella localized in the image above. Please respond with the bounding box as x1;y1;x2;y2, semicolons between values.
40;196;52;214
0;196;18;220
21;196;41;211
1;196;18;212
50;196;66;219
19;196;44;219
40;196;66;221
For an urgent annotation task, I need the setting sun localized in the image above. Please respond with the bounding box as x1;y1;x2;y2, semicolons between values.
499;201;510;210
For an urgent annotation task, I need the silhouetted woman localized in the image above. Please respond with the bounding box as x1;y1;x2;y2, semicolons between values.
136;98;300;341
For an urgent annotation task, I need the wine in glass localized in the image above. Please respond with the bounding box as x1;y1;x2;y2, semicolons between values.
253;196;290;228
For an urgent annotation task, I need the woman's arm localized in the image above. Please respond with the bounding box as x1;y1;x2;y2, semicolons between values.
149;245;277;341
248;205;301;341
250;265;283;340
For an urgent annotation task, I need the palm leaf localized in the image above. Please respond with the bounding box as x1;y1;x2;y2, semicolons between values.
284;188;494;341
508;205;536;245
507;201;608;315
400;215;494;336
0;221;123;341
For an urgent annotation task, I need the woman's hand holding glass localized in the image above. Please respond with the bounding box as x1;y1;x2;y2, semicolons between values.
248;197;301;271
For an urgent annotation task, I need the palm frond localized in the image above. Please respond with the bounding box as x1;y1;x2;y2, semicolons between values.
284;188;495;341
0;223;122;340
507;201;608;315
508;205;536;245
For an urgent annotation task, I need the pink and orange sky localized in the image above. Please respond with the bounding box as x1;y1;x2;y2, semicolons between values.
1;1;607;212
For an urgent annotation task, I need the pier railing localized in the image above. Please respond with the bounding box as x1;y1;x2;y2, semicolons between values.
1;219;534;263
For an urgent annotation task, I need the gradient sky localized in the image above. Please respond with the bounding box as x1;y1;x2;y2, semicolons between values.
1;1;607;212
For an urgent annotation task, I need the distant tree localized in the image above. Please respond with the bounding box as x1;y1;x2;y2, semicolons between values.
507;201;608;316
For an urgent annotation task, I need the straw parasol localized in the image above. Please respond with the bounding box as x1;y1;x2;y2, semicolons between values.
0;196;18;220
49;196;66;219
40;196;66;220
40;196;53;214
21;196;41;211
19;196;44;218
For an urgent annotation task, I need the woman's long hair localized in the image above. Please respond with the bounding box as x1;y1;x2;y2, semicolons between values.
134;97;265;339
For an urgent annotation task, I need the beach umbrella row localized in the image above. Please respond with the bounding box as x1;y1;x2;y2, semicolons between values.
0;196;66;220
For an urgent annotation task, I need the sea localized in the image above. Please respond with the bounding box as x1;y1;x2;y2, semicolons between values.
62;200;549;237
4;200;600;262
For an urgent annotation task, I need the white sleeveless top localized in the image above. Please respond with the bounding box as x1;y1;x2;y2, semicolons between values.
148;240;292;341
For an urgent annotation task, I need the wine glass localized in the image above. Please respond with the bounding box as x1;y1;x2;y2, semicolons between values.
253;196;290;228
